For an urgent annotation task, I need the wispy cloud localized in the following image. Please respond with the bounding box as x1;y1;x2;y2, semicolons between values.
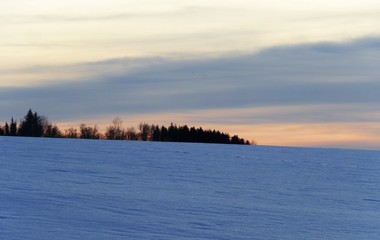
0;6;220;24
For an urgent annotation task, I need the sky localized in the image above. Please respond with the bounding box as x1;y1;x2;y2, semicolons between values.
1;0;380;149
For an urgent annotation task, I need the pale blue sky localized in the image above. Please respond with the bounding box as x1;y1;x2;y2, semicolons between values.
1;1;380;148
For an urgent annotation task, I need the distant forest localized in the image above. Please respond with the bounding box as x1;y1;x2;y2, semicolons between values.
0;109;253;145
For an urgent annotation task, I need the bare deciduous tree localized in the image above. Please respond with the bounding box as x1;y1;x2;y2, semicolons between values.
106;117;126;140
126;127;138;140
138;122;152;141
64;127;78;138
80;124;100;139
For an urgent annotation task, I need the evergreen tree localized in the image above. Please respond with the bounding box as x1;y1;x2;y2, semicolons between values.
231;135;244;144
10;118;18;136
19;109;44;137
4;122;10;136
152;125;161;141
160;126;168;141
19;109;34;136
33;112;44;137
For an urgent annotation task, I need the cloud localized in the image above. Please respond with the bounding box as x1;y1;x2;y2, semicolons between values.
1;37;380;127
0;6;219;24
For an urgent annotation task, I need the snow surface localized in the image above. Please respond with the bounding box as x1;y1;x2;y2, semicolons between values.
1;136;380;239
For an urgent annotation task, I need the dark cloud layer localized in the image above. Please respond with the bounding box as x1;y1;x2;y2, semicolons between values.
1;37;380;124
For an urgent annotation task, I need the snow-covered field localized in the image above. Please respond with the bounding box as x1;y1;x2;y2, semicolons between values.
1;137;380;239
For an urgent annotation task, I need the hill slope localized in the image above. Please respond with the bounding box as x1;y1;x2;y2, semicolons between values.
1;137;380;239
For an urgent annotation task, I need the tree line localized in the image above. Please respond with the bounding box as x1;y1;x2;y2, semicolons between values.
0;109;253;145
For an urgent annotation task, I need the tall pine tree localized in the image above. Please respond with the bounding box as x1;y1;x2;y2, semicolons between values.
10;118;17;136
19;109;44;137
4;122;10;136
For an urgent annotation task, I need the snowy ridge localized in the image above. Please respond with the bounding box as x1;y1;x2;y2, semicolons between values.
1;137;380;239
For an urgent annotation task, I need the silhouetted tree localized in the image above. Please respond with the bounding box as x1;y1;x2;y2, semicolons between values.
137;123;249;145
44;124;62;138
18;109;34;136
139;122;151;141
79;124;100;139
4;122;10;136
152;125;161;141
1;109;253;145
168;123;178;141
33;112;46;137
106;117;126;140
10;118;17;136
126;127;138;140
64;127;78;138
160;126;169;141
18;109;44;137
231;135;244;144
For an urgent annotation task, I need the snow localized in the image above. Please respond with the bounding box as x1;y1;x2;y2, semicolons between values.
1;136;380;239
